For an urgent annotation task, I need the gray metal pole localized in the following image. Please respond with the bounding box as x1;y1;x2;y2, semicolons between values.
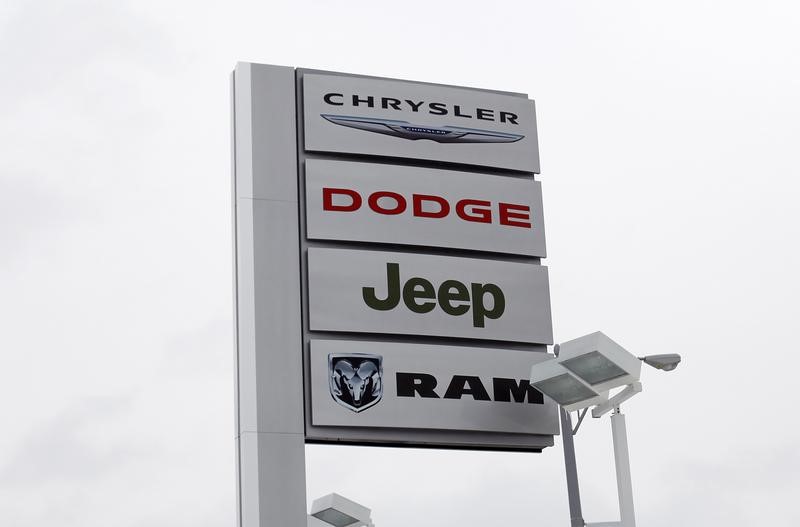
233;62;308;527
610;409;636;527
560;407;585;527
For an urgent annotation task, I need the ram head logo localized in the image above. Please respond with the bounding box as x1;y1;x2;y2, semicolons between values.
328;353;383;413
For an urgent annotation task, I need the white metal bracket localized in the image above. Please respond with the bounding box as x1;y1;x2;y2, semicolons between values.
591;383;642;418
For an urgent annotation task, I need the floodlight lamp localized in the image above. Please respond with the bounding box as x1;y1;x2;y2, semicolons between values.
529;356;609;412
311;508;361;527
640;353;682;371
309;493;372;527
556;332;641;394
533;373;598;406
561;351;628;385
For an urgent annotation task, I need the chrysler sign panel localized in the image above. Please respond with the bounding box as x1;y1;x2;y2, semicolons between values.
302;73;540;173
305;159;547;257
307;248;553;344
310;339;558;434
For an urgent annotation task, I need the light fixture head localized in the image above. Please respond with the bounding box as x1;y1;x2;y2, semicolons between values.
529;355;609;412
640;353;682;371
530;332;647;412
309;494;372;527
311;508;361;527
556;332;641;393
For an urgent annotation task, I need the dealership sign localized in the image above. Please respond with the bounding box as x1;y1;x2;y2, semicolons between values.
305;159;547;256
234;63;555;471
309;340;558;435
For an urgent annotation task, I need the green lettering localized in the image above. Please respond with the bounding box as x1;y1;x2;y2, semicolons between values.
471;283;505;327
362;263;401;311
438;280;470;316
403;277;436;313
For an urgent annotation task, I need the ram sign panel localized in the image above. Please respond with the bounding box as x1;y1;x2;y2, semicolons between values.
307;248;553;344
305;159;546;257
302;73;540;173
310;339;559;434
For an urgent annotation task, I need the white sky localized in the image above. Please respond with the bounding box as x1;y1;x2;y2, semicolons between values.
1;0;799;526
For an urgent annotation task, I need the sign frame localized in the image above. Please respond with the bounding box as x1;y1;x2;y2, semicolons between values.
295;68;555;450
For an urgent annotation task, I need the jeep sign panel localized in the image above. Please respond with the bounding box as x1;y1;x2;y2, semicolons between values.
309;339;559;434
305;159;547;257
302;73;540;173
307;247;553;344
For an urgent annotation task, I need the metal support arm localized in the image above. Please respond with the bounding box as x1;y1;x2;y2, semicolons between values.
560;408;585;527
586;409;636;527
591;383;642;419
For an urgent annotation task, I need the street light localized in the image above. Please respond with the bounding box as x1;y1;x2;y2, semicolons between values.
308;493;374;527
526;357;609;411
529;332;642;411
530;332;681;527
639;354;681;371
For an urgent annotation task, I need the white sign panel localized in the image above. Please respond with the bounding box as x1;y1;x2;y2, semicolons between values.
310;339;559;434
302;73;540;173
307;248;553;344
305;159;546;257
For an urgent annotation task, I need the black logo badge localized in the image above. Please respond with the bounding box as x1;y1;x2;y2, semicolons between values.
321;114;524;144
328;353;383;413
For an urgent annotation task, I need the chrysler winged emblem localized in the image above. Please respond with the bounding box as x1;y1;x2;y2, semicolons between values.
321;114;524;144
328;353;383;413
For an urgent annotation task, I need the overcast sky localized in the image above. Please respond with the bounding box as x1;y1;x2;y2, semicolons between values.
1;1;799;526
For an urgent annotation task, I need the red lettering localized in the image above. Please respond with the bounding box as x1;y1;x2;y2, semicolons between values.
324;188;530;230
323;188;361;212
413;194;450;218
368;191;407;215
498;203;531;228
456;199;492;224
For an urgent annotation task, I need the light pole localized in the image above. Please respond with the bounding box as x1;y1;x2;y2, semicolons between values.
308;493;374;527
530;332;681;527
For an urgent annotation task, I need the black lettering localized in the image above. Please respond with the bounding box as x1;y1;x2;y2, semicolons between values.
323;93;344;106
405;100;425;112
382;97;402;110
476;108;494;121
453;105;472;118
396;372;440;398
428;102;448;115
444;376;491;400
492;378;544;404
500;111;519;125
362;263;401;311
353;94;375;107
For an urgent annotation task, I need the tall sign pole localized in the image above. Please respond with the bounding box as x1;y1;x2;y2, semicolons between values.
233;62;556;526
232;63;308;527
